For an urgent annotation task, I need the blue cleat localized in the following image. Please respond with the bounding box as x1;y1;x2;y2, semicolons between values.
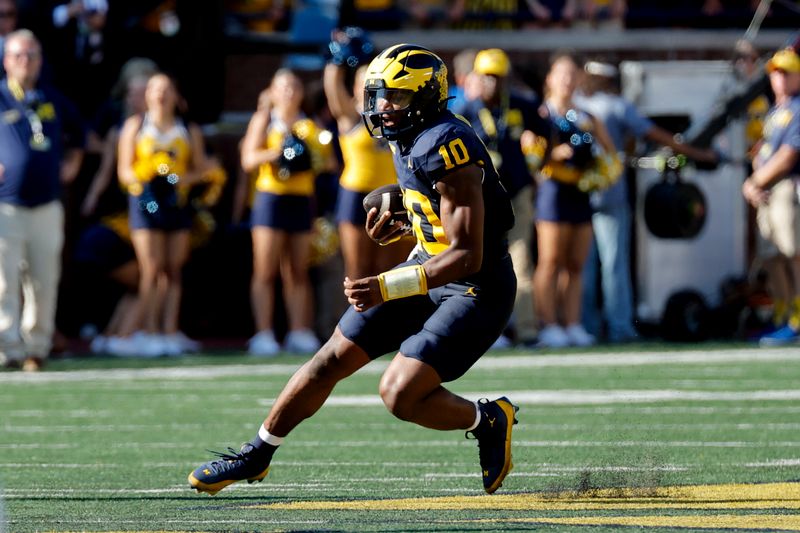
188;443;272;495
466;396;519;494
758;324;800;347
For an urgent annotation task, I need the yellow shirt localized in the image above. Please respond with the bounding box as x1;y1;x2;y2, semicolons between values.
255;117;329;197
128;114;192;197
338;124;397;193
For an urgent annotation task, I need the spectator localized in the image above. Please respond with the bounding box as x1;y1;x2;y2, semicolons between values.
82;72;150;220
447;48;478;110
741;47;800;346
323;31;412;281
0;29;85;371
48;0;111;120
116;72;207;356
241;69;330;356
575;60;717;343
521;0;579;28
339;0;404;30
89;57;159;154
450;0;522;29
453;48;551;346
224;0;289;34
531;50;620;348
406;0;452;28
0;0;18;75
574;0;626;29
75;67;147;356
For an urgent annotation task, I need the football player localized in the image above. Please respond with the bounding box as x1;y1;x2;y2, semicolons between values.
188;44;519;496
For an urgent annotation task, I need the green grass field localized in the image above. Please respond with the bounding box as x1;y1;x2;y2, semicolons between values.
2;343;799;532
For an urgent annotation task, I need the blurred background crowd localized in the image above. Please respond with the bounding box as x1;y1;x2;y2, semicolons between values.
1;0;799;370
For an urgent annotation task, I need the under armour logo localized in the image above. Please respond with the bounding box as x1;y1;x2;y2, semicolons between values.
465;287;477;297
203;469;211;475
483;469;489;477
488;417;496;428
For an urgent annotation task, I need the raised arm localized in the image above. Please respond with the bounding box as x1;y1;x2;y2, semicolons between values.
323;63;359;132
240;106;281;173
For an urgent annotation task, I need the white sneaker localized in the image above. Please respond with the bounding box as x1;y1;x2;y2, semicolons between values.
490;334;514;350
537;324;570;348
283;329;321;354
105;335;141;357
565;323;596;347
173;331;201;352
160;334;184;357
161;332;199;355
132;332;167;358
248;330;280;357
90;335;108;354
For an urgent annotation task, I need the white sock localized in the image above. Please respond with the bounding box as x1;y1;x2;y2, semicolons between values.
258;424;284;446
466;402;481;431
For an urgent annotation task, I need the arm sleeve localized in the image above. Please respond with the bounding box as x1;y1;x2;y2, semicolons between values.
781;114;800;152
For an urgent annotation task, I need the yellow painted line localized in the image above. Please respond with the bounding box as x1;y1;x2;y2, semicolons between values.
257;482;800;511
496;515;800;530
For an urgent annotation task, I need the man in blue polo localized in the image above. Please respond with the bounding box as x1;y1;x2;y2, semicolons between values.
0;29;85;371
742;47;800;346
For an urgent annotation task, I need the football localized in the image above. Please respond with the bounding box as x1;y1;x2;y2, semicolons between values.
362;183;409;228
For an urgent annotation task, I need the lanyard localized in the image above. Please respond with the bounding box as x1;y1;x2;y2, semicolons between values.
476;95;509;151
7;79;50;151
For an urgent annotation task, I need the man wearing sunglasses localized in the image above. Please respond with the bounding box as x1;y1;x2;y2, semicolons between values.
0;29;85;371
742;47;800;346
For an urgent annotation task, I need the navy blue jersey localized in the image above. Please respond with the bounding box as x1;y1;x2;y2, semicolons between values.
390;110;513;278
453;92;549;197
0;79;85;207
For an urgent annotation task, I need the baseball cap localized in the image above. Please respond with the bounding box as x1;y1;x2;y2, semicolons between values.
474;49;510;77
766;48;800;73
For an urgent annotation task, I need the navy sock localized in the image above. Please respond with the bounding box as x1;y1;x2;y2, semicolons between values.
248;435;278;460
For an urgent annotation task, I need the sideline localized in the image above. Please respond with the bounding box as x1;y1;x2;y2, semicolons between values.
0;347;796;384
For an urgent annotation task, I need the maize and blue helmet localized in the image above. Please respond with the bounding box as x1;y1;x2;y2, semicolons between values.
361;44;449;141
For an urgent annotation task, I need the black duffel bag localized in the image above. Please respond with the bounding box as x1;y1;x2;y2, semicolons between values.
644;168;707;239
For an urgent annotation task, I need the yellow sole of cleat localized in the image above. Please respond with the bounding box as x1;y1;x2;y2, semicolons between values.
188;467;269;496
485;399;518;495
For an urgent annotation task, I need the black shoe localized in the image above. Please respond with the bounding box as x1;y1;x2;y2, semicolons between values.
466;396;519;494
188;443;273;495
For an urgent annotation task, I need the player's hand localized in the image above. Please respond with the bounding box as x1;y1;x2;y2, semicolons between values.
343;276;383;312
365;207;408;245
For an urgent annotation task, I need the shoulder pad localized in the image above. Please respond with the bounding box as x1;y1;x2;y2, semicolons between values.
410;118;485;182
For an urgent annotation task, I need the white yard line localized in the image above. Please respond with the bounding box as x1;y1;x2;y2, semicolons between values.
0;347;797;384
313;389;800;406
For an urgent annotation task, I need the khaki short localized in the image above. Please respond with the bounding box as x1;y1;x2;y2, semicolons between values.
756;177;800;258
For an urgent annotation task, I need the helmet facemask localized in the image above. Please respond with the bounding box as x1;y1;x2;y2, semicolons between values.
362;82;417;140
